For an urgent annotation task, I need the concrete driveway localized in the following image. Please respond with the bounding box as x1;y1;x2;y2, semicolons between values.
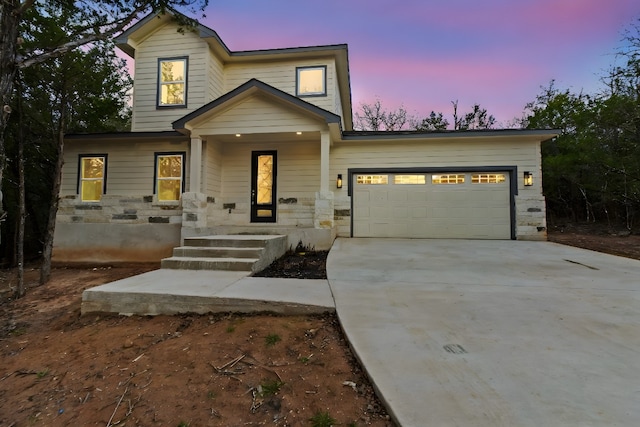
327;238;640;427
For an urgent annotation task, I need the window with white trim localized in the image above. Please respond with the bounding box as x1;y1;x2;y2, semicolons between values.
79;155;106;201
296;66;326;96
158;57;187;107
155;153;184;201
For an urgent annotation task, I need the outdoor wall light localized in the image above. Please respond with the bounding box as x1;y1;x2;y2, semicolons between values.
523;171;533;187
336;174;343;189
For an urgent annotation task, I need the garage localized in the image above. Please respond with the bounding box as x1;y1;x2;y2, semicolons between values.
352;170;513;239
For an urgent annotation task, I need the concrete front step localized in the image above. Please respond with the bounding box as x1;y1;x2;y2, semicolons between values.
172;246;263;259
162;235;288;273
161;256;259;271
184;235;285;248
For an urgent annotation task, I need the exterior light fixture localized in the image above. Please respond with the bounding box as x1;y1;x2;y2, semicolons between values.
523;171;533;187
336;174;343;189
296;131;302;135
235;133;241;137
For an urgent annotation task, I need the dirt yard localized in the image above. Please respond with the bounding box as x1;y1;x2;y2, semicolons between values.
547;224;640;260
0;265;392;426
1;229;638;426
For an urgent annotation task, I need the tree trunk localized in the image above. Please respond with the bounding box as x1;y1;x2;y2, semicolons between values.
40;99;66;285
15;99;25;298
0;1;21;232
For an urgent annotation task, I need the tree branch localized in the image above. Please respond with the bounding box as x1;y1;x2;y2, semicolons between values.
17;0;36;16
17;3;148;69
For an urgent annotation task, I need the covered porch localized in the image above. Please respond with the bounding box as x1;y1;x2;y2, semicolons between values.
175;79;343;250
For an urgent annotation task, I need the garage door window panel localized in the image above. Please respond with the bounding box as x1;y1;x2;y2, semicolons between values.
356;175;388;185
472;173;506;184
394;174;426;184
432;174;465;184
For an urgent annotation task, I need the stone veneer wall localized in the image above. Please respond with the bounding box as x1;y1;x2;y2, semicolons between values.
205;196;315;228
56;195;183;225
333;194;351;237
515;195;547;240
53;195;183;263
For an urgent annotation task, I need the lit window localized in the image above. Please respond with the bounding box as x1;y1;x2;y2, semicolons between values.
296;66;326;96
79;155;106;201
472;173;507;184
394;175;426;184
156;153;184;201
158;58;187;107
432;174;465;184
356;175;388;185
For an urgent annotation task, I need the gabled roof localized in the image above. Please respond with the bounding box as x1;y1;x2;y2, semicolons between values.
172;78;342;132
115;10;229;59
115;9;353;130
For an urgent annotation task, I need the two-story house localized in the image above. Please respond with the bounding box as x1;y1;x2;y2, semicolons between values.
53;10;557;264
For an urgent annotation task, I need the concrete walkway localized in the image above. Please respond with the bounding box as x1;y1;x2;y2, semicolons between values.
82;269;334;315
327;238;640;427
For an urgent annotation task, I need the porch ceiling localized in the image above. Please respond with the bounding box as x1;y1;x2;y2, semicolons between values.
206;130;321;144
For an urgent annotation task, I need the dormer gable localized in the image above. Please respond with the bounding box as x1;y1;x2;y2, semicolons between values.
115;10;353;132
173;78;341;138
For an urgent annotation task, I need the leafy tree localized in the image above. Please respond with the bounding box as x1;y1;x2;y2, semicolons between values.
457;102;496;130
525;82;600;222
0;0;208;233
414;111;449;131
1;3;132;293
525;18;640;230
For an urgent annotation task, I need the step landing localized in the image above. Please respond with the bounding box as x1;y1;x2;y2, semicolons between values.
161;235;287;274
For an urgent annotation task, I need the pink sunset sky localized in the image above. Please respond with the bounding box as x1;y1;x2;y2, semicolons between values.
188;0;639;126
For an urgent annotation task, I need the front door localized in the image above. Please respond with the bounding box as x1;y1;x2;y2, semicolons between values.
250;151;277;222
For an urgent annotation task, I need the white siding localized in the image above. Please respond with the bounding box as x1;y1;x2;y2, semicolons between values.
131;23;211;131
61;140;190;197
224;59;338;115
190;95;326;136
206;140;320;226
221;140;319;199
207;51;224;103
331;138;541;191
330;137;545;239
205;139;222;199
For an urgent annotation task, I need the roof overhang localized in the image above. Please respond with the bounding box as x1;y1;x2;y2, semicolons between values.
338;129;560;144
64;131;188;143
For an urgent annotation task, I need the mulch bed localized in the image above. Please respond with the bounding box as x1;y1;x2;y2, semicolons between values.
254;250;328;279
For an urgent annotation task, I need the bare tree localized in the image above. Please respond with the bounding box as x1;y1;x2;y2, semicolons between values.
355;98;412;131
451;101;496;130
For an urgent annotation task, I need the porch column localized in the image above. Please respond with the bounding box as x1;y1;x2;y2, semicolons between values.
320;131;330;193
314;131;334;229
189;137;202;193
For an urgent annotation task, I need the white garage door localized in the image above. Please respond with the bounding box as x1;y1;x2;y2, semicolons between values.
353;172;511;239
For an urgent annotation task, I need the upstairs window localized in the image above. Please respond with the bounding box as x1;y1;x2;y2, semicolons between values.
155;153;185;201
79;155;106;201
296;66;326;96
158;57;187;107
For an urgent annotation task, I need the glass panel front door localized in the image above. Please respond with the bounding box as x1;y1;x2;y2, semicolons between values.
251;151;277;222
